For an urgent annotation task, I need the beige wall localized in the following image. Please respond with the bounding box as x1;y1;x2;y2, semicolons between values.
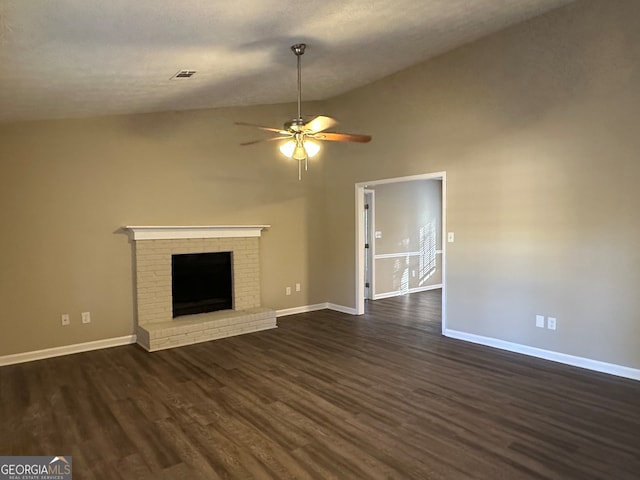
2;0;639;371
370;180;442;296
0;102;328;355
323;0;640;369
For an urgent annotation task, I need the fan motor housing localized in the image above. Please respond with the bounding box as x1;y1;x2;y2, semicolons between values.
284;118;305;131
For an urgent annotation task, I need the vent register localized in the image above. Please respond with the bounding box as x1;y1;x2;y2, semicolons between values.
171;70;197;79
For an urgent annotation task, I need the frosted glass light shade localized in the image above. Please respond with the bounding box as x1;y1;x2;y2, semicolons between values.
292;144;307;160
279;140;296;158
279;138;321;159
304;140;320;157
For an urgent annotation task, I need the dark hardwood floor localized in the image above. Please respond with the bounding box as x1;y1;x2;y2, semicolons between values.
1;290;639;479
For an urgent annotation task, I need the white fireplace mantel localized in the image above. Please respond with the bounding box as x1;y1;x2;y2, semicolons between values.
123;225;270;241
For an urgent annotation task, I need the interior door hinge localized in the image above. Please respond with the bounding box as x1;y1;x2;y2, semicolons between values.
364;204;369;210
365;243;369;249
365;282;370;288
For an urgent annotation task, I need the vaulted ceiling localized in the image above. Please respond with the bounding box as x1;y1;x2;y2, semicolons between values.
0;0;572;122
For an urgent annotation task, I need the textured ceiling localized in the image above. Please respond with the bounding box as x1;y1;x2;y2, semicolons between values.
0;0;573;123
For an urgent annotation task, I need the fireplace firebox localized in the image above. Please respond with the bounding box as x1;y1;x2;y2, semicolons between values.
171;251;233;318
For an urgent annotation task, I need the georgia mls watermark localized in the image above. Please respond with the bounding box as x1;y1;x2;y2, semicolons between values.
0;456;72;480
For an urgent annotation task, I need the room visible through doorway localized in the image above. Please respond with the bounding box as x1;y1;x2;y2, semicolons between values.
355;172;447;333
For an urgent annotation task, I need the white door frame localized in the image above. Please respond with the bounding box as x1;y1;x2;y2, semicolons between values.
355;172;447;333
364;189;376;300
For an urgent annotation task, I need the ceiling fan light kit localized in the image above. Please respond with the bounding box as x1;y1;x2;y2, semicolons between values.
237;43;372;180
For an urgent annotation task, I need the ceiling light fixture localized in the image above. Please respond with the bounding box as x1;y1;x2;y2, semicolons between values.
279;134;321;178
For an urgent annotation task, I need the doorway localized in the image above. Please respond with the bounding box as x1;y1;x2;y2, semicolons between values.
355;172;447;333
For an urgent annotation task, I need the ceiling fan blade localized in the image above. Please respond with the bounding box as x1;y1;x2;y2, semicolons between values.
303;115;337;133
240;136;289;146
235;121;287;134
314;132;372;143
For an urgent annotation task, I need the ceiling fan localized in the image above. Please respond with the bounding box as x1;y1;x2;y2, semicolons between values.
236;43;372;179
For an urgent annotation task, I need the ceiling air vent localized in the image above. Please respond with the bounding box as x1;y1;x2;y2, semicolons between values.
171;70;197;80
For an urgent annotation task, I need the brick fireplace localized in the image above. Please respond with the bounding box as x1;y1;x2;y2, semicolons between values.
124;225;276;351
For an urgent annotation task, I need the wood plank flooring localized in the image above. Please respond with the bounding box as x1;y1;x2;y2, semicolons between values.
1;290;639;479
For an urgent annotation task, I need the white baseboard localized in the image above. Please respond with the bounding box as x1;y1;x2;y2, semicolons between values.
373;284;443;300
277;302;359;317
327;303;359;315
444;329;640;382
0;304;361;364
0;335;138;367
276;304;328;317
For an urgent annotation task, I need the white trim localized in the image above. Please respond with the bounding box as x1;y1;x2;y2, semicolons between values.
0;335;137;367
374;251;421;259
373;284;443;300
364;189;376;301
358;172;445;186
444;329;640;382
441;173;447;334
374;250;443;260
277;303;359;317
356;187;366;314
276;304;328;317
123;225;270;241
328;303;359;315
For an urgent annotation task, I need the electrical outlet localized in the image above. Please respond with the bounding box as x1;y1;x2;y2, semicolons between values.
61;314;70;326
547;317;557;330
295;283;301;292
535;315;544;328
285;287;291;296
447;232;455;243
81;311;91;324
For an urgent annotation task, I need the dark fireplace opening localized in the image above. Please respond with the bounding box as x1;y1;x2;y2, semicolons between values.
171;252;233;318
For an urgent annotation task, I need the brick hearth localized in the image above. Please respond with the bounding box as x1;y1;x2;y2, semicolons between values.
124;226;276;351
